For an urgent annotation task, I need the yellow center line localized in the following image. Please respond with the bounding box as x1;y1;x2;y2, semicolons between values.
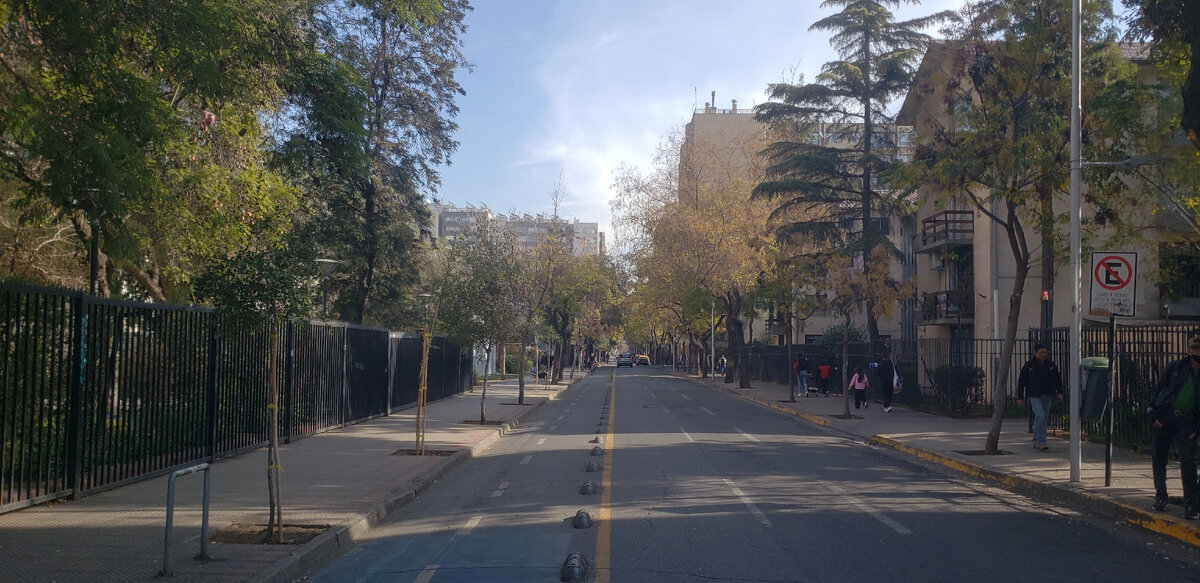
596;370;616;583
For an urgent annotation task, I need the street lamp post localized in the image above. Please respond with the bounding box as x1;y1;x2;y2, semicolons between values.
711;299;716;383
315;258;342;316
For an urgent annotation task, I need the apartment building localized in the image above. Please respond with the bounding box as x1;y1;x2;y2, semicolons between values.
897;41;1198;345
430;203;604;257
680;95;918;346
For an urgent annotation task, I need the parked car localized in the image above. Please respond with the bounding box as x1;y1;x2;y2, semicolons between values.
616;354;634;367
636;354;650;366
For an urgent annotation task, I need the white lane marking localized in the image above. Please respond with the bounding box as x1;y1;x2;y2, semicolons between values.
520;455;533;465
558;415;565;421
491;481;511;497
733;428;760;443
537;438;547;445
679;394;691;401
723;478;771;528
821;480;912;535
651;392;658;399
455;516;482;537
415;565;440;583
549;425;558;431
700;407;716;416
679;426;695;442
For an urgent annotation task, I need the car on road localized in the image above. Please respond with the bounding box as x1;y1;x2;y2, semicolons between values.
616;354;634;367
636;354;650;366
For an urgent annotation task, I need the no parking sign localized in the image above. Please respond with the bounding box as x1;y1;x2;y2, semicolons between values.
1089;251;1137;317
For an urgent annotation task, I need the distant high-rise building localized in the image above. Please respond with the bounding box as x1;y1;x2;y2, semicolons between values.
429;203;604;257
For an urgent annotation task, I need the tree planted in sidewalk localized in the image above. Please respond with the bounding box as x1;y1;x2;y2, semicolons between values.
194;218;315;543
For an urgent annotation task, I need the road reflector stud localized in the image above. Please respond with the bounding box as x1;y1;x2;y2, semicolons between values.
580;480;597;494
586;461;602;472
561;552;589;582
591;446;603;456
573;509;594;529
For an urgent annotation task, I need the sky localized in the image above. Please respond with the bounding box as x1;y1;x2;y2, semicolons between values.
435;0;967;247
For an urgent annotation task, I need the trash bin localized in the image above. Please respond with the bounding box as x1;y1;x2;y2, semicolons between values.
1079;356;1109;420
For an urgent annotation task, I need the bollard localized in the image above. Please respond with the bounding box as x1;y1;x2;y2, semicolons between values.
161;463;212;576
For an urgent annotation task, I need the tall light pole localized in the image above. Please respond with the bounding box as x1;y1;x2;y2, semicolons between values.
1069;0;1083;482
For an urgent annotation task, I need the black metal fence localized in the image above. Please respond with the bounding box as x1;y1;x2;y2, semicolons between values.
0;283;471;514
749;324;1200;450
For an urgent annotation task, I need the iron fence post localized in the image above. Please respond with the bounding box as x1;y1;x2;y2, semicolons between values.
205;319;219;462
284;321;294;443
67;293;87;499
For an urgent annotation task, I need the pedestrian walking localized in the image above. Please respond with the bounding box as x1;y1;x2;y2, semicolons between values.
876;353;896;413
849;365;869;409
818;361;832;396
1016;343;1063;452
1147;336;1200;518
793;352;810;398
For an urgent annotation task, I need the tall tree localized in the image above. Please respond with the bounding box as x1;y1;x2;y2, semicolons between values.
900;0;1155;454
0;0;309;300
297;0;471;326
753;0;954;341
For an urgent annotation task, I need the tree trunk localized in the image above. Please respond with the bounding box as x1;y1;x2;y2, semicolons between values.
725;292;751;388
986;254;1029;454
786;306;795;402
266;319;283;543
517;341;526;405
842;314;852;418
498;344;507;381
480;346;490;424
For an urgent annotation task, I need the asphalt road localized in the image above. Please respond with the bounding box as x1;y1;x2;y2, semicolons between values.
306;366;1200;582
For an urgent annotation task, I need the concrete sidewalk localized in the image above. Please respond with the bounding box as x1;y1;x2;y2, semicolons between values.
689;368;1200;549
0;374;581;583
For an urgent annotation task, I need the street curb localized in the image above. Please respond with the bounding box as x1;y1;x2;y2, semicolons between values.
869;435;1200;549
250;385;570;583
721;388;832;427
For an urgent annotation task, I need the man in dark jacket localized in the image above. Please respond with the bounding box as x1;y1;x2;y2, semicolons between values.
1016;344;1063;452
1148;336;1200;518
876;353;896;413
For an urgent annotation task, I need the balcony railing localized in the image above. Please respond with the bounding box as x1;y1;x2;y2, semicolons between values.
921;290;975;323
920;209;973;249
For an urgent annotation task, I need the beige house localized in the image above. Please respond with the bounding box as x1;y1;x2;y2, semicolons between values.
897;41;1197;347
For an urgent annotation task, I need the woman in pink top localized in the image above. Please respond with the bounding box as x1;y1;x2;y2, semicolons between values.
850;365;869;409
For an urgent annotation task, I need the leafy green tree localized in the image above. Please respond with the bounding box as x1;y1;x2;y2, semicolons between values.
753;0;954;340
436;221;520;423
294;0;471;327
1123;0;1200;151
899;0;1155;454
0;0;309;300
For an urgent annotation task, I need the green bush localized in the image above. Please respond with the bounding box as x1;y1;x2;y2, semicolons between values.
505;354;531;374
931;364;987;416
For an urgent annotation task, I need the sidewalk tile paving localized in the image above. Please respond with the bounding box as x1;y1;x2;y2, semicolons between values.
0;376;573;583
3;365;1199;583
